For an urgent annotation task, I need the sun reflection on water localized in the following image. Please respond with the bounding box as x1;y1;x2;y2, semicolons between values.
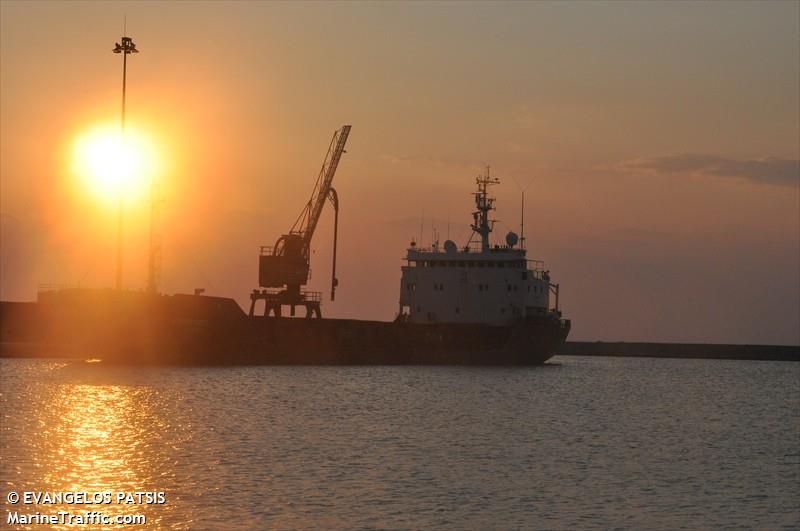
49;385;142;490
3;365;191;530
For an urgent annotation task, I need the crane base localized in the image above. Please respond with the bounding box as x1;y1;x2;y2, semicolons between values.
248;289;322;318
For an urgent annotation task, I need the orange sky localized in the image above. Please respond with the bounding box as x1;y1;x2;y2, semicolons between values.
1;1;798;344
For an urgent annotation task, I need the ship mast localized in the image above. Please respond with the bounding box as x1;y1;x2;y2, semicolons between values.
471;166;499;252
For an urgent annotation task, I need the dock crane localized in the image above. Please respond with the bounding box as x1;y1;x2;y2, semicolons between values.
249;125;351;318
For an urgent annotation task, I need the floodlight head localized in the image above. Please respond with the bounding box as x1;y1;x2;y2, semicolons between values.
112;36;139;54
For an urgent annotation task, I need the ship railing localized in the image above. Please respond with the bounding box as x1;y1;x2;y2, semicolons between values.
408;241;494;253
527;259;544;271
255;289;321;302
259;245;274;256
408;242;527;254
407;246;436;253
37;283;79;292
301;290;322;302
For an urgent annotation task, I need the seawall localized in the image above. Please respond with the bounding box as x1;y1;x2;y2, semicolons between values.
560;341;799;362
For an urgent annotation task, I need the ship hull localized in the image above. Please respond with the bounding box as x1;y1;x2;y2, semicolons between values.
0;290;570;365
204;316;569;365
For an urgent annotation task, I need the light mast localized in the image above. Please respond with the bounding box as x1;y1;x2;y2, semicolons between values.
112;31;138;290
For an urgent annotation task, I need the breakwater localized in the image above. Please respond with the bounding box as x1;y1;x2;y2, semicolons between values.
560;341;799;362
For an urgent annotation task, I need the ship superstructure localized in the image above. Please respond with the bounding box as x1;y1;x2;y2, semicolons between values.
399;170;561;326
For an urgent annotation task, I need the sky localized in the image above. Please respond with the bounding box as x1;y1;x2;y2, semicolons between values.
1;1;798;345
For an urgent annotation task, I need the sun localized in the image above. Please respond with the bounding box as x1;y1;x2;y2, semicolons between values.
72;123;158;203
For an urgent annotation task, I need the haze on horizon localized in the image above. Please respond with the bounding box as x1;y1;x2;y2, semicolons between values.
1;1;798;345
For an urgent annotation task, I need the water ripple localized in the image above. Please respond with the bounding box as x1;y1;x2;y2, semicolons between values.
1;357;798;529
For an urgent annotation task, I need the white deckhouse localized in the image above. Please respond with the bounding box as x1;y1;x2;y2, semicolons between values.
398;171;560;326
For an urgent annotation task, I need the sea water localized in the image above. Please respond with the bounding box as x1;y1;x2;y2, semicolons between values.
1;356;798;529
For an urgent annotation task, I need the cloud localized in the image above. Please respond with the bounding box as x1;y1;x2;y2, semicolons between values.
625;154;799;187
380;154;415;164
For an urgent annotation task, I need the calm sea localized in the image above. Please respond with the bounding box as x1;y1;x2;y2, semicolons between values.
2;356;798;530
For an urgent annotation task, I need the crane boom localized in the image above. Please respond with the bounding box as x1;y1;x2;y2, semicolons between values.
291;125;351;252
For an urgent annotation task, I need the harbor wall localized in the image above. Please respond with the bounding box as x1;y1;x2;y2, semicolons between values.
560;341;799;362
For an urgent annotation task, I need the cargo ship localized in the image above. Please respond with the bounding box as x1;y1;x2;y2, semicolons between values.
0;126;569;365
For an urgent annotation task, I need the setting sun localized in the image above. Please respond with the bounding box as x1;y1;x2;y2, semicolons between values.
72;123;158;202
